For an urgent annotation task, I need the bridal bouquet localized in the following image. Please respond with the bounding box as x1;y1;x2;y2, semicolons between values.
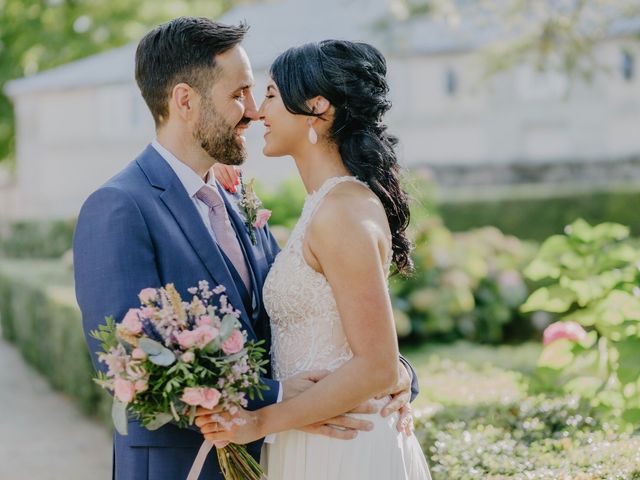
91;281;268;480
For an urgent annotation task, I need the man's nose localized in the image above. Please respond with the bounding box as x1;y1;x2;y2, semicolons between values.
244;90;259;121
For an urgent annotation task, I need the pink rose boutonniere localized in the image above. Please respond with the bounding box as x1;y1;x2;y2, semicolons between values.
238;176;271;245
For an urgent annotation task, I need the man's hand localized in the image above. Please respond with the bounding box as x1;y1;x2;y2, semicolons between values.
377;361;414;436
299;414;374;440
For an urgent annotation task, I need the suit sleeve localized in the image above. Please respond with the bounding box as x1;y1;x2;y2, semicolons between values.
399;355;420;402
74;186;161;373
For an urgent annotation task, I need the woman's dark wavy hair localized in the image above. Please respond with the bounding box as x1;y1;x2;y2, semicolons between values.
269;40;413;275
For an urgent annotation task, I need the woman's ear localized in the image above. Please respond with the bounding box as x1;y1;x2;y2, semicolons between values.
308;96;331;118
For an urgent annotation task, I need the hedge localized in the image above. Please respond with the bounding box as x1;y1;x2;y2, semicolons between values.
0;259;110;422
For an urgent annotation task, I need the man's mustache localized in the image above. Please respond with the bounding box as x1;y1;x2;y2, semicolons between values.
236;117;251;128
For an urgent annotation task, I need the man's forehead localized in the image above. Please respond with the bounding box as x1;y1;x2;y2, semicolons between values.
215;45;254;87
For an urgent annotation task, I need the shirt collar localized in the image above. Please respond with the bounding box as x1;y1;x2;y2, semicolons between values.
151;139;216;198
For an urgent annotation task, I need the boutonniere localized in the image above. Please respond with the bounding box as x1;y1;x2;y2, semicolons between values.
238;176;272;245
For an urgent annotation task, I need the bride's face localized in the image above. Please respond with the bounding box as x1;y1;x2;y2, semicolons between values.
258;80;309;157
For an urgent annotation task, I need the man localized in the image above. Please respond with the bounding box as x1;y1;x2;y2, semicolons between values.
74;17;417;479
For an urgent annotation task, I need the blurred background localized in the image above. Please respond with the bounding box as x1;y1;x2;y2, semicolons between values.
1;1;639;479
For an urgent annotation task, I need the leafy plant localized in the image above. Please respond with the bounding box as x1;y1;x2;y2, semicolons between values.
521;218;640;429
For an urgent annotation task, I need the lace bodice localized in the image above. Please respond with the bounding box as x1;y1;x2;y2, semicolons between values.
263;176;391;381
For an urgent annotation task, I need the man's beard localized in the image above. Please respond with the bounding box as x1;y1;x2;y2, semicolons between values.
194;98;247;166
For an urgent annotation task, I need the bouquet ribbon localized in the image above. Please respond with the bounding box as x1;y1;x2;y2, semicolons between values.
187;440;215;480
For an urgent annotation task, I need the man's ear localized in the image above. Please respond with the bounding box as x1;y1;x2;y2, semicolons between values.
171;83;196;121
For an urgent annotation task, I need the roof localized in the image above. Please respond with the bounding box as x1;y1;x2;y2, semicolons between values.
5;0;640;96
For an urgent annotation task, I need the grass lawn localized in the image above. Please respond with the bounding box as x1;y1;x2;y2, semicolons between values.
403;341;640;480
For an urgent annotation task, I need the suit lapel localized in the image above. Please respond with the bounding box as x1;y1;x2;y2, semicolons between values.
219;185;265;316
136;146;257;340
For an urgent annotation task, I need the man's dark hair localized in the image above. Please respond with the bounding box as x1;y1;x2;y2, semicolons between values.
135;17;248;126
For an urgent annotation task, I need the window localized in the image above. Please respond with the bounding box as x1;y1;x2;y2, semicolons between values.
622;51;635;82
445;68;458;96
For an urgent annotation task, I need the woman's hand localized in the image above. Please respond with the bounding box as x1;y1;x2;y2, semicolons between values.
194;406;262;445
211;164;241;193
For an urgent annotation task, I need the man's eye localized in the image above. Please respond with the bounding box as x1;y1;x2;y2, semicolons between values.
234;92;246;100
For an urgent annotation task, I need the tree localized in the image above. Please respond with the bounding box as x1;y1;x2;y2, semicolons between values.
390;0;640;80
0;0;238;166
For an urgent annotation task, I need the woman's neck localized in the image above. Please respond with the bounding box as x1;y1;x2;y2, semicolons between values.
292;143;351;194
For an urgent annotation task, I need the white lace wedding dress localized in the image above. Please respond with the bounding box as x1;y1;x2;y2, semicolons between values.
262;176;431;480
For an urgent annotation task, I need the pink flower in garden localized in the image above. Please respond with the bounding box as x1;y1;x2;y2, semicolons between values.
222;330;245;355
200;388;222;409
181;387;204;406
181;351;195;364
121;309;143;335
138;288;157;304
253;209;271;229
543;321;588;346
131;348;147;360
114;378;136;403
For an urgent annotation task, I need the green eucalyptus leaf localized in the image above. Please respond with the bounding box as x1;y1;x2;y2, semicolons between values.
138;337;165;356
112;399;128;435
145;413;173;431
149;349;176;366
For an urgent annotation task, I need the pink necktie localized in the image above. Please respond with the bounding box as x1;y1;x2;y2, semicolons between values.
195;185;251;293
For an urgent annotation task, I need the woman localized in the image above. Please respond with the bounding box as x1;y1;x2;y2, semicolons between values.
202;40;431;479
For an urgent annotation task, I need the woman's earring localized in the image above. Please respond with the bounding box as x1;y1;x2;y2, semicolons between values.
308;126;318;145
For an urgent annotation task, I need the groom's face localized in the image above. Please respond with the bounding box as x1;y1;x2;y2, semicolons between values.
193;45;259;165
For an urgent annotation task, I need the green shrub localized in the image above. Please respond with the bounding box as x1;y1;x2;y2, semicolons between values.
392;217;539;343
415;395;640;480
0;259;110;422
0;219;76;258
440;188;640;242
521;219;640;429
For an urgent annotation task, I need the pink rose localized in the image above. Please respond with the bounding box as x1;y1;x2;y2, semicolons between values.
121;309;142;335
181;351;195;364
138;288;157;304
176;330;198;349
543;321;588;346
200;388;222;409
253;209;271;229
197;315;214;327
181;387;204;406
221;329;244;355
193;325;219;349
131;348;147;360
114;378;136;403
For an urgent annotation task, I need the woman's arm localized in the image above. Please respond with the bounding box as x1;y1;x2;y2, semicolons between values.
198;189;401;443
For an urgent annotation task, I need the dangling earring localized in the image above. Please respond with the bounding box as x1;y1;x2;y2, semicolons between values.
308;126;318;145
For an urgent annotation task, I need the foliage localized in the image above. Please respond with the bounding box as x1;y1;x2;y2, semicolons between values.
0;218;76;258
439;187;640;242
391;216;538;343
0;259;111;422
521;219;640;430
0;0;237;164
406;344;640;480
391;0;640;82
